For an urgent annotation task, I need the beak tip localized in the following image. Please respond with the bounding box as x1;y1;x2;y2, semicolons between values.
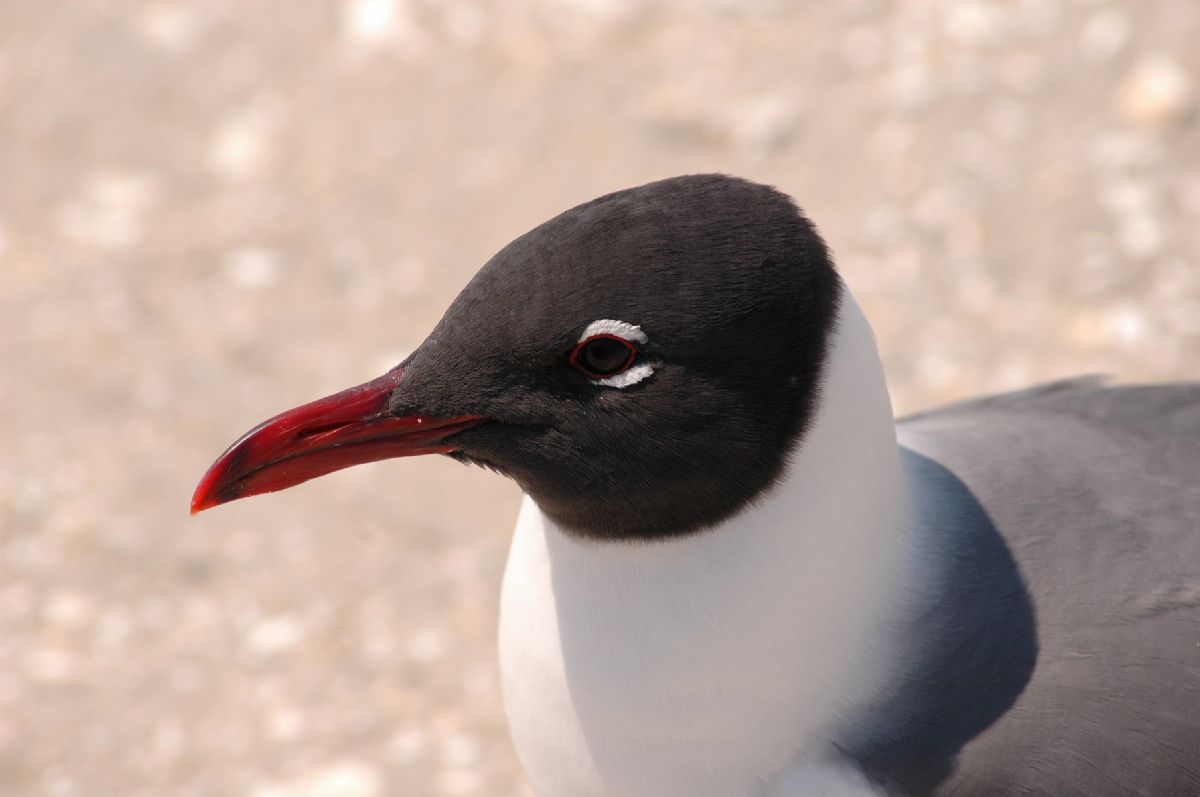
190;467;226;515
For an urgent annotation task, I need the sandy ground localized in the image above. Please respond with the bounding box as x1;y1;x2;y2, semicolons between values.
1;1;1198;795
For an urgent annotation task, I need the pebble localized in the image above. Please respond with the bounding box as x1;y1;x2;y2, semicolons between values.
43;590;96;629
727;95;798;159
253;761;383;797
208;102;280;181
862;205;907;248
345;0;401;43
55;171;159;250
342;0;428;55
439;732;481;767
223;247;283;290
303;762;384;797
1103;305;1152;349
1098;178;1154;215
942;2;1004;48
1088;129;1160;171
1078;8;1129;60
887;65;933;111
1115;54;1195;126
915;350;964;393
25;647;81;683
387;726;431;764
435;768;483;796
406;627;448;664
840;26;886;71
1116;213;1165;259
138;4;202;52
265;706;309;741
245;614;307;657
151;720;186;763
41;770;78;797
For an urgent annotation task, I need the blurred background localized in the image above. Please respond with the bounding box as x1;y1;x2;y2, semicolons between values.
1;1;1198;795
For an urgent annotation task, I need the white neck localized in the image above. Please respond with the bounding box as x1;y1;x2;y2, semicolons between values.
498;292;919;796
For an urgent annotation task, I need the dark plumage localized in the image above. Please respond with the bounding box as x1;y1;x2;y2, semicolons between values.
392;174;841;539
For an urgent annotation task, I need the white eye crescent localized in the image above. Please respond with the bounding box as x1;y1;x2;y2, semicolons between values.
571;319;655;388
579;319;648;344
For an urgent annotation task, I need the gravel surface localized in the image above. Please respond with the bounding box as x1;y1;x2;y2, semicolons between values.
2;1;1197;795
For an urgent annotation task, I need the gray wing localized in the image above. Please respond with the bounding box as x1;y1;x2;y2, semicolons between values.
895;378;1200;796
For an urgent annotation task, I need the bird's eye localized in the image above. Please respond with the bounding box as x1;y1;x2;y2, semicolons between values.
569;334;637;379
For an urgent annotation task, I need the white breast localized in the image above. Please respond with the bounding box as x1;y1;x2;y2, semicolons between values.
498;295;921;796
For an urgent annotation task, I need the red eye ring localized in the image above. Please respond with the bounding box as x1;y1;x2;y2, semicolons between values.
569;334;638;379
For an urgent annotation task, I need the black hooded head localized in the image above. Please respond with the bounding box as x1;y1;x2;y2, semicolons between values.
388;174;842;540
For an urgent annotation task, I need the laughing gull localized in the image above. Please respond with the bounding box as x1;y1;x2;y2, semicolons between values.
193;175;1200;796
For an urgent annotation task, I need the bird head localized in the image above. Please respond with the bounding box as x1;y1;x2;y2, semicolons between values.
192;174;841;539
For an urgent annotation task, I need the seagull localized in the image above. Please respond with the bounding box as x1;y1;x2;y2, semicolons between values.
192;174;1200;797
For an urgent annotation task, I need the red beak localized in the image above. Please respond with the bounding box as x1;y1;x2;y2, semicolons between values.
191;367;483;514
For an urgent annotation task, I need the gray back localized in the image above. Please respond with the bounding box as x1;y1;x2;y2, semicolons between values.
875;379;1200;796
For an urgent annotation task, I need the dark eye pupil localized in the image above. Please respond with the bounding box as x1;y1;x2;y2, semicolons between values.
583;338;632;375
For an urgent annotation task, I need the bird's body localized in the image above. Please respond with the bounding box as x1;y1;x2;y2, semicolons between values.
194;175;1200;796
500;292;1200;796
